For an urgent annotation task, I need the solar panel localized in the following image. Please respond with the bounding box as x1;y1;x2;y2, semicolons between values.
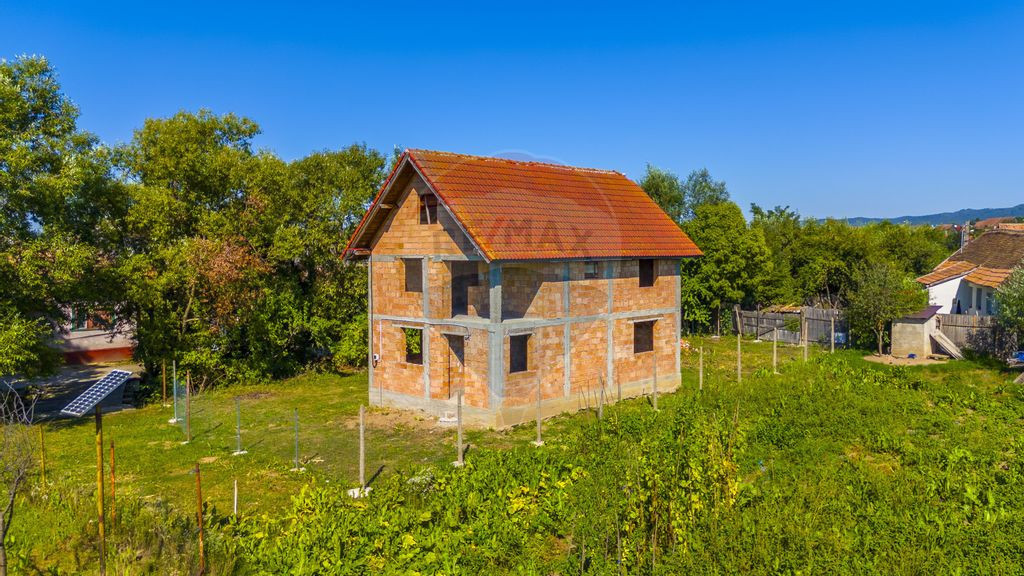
61;369;133;418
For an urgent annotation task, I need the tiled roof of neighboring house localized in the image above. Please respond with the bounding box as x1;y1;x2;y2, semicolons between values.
996;222;1024;231
964;267;1013;289
975;216;1015;229
345;149;702;261
916;260;975;286
916;229;1024;288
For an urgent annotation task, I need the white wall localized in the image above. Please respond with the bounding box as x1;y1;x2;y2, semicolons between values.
930;277;996;316
927;277;962;314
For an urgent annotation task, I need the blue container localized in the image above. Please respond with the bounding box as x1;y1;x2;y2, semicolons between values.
1016;351;1024;362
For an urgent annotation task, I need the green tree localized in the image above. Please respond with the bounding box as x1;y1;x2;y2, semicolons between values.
995;267;1024;341
680;168;729;221
114;111;386;384
640;165;684;224
641;166;729;225
846;260;927;355
681;201;771;332
0;56;120;376
750;204;801;305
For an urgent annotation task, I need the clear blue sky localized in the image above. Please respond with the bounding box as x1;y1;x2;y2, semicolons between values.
3;1;1023;219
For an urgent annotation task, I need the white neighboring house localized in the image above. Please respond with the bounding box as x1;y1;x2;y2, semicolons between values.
54;306;134;364
917;229;1024;316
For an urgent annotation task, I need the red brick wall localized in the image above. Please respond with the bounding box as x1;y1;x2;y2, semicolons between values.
611;259;677;314
427;260;489;320
568;261;609;317
427;326;490;408
371;319;426;397
372;260;423;318
611;312;677;388
503;325;565;407
372;176;478;256
570;320;607;393
502;262;564;319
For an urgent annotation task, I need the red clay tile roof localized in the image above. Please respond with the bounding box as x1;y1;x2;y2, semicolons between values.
964;267;1012;289
916;229;1024;287
916;260;975;286
996;222;1024;231
346;149;702;261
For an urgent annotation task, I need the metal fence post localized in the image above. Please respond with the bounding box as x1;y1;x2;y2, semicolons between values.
699;346;704;391
773;328;778;374
736;332;742;383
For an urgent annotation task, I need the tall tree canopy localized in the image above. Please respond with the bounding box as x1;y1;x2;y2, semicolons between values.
1;57;387;384
681;201;772;330
113;111;386;385
640;165;729;225
0;56;122;377
751;204;952;309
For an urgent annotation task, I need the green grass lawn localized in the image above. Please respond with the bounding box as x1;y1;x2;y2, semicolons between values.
9;336;1024;574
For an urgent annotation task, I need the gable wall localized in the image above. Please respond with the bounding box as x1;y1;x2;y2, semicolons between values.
371;174;479;257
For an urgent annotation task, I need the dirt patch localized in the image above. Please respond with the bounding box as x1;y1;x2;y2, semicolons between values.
863;354;947;366
199;456;218;464
343;407;446;434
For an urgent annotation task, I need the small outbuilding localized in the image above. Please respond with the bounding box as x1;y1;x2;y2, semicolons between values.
891;306;941;358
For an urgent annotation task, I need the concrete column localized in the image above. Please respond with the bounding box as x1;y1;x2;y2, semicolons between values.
422;257;431;400
605;260;615;392
422;327;430;399
421;256;430;318
489;263;502;323
563;262;571;397
367;256;374;396
674;260;682;380
488;263;504;408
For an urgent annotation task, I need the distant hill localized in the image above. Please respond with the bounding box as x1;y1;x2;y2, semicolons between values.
844;203;1024;226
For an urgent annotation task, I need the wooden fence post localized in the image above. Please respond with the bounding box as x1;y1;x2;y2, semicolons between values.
95;406;106;576
109;441;116;526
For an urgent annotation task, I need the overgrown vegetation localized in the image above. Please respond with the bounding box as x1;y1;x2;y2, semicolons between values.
7;339;1024;574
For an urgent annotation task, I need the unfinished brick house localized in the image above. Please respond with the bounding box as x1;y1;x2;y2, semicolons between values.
344;150;702;427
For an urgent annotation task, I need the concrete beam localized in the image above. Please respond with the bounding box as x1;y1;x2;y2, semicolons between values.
372;307;680;331
369;253;485;262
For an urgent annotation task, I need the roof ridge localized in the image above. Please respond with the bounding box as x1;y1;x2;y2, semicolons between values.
406;148;624;176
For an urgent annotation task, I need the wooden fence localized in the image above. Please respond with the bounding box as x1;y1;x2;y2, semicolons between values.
935;313;1002;352
737;307;848;347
